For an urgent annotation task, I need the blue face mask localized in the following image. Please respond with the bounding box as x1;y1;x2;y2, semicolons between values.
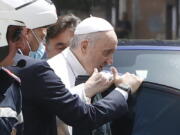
29;43;45;59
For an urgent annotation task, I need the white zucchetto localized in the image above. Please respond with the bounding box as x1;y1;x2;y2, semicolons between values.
75;16;114;35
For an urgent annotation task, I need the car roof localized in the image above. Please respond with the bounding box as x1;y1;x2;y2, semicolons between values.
117;40;180;51
118;40;180;46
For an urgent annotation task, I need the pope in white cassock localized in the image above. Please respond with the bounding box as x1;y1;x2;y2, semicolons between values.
48;16;125;135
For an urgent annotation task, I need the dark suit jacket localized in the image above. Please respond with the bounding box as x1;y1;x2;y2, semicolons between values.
9;54;128;135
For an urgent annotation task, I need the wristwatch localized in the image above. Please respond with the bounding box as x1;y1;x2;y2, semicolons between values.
117;83;132;95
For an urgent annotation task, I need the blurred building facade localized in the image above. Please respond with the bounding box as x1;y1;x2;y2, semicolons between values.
53;0;180;40
127;0;180;40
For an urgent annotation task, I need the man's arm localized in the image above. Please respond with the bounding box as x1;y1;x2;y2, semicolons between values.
34;61;128;129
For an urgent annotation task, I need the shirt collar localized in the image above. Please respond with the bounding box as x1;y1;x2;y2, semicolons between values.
62;47;88;77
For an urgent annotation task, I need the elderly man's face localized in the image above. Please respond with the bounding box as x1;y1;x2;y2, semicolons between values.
82;31;118;75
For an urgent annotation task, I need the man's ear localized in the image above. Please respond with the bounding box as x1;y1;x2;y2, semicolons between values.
80;40;89;54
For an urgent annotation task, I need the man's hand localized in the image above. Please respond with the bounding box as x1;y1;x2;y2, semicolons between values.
84;68;113;98
111;67;143;94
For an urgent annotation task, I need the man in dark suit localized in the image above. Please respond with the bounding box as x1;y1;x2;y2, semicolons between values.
10;54;142;135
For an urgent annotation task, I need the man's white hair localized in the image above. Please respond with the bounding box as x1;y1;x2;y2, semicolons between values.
70;32;104;49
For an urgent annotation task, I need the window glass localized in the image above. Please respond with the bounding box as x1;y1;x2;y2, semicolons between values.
113;50;180;89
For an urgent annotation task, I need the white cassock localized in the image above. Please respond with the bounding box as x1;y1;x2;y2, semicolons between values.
48;47;90;135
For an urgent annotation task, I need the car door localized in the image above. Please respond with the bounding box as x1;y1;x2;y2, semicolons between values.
111;44;180;135
131;82;180;135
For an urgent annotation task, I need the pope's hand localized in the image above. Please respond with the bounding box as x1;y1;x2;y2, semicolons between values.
84;68;113;98
111;67;143;94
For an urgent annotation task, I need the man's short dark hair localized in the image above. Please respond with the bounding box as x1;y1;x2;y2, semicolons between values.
46;14;81;43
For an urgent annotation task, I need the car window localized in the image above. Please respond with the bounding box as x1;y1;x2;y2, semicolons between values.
113;49;180;89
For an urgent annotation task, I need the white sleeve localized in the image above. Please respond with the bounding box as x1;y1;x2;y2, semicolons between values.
70;83;91;104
